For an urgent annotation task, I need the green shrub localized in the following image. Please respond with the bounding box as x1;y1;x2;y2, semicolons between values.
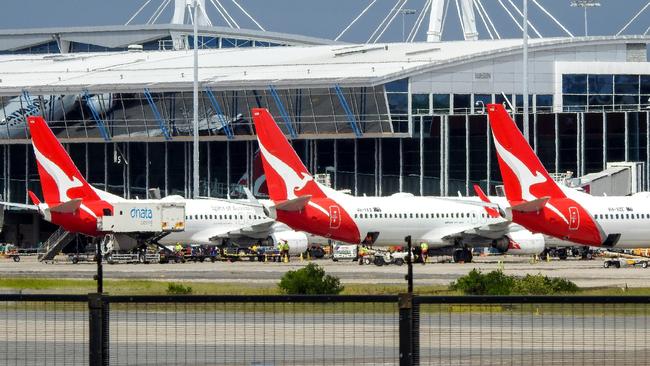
279;263;344;295
449;269;515;295
450;269;578;295
166;283;193;295
513;274;579;295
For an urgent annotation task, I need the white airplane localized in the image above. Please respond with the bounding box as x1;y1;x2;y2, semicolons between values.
251;108;547;262
8;115;308;255
0;94;78;139
487;103;650;249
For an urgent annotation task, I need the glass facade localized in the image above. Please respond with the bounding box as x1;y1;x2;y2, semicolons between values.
3;110;649;204
563;74;650;112
1;35;288;55
0;86;393;141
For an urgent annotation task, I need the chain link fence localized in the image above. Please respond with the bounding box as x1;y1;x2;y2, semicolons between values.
2;294;650;365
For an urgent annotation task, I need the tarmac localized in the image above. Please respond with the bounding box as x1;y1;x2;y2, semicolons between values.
2;309;648;365
2;255;650;288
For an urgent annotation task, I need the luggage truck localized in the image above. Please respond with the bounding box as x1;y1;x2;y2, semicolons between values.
96;201;186;263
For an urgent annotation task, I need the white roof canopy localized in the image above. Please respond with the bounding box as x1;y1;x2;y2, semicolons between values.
0;36;646;95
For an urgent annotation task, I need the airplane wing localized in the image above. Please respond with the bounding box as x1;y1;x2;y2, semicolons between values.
434;196;502;212
441;220;512;242
0;201;38;211
207;220;276;241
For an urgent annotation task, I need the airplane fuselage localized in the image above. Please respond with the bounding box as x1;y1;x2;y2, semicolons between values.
275;192;503;247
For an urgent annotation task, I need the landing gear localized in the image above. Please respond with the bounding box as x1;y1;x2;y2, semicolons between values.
539;249;549;261
452;248;473;263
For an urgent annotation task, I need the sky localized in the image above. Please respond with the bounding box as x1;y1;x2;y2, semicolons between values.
0;0;648;43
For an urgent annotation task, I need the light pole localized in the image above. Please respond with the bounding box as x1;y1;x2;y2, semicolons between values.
523;0;529;142
192;0;200;199
398;8;417;42
570;0;601;36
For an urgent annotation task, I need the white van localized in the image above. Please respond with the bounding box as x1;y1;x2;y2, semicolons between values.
332;244;358;261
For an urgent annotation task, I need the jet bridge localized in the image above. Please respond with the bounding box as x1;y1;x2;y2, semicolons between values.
574;162;645;197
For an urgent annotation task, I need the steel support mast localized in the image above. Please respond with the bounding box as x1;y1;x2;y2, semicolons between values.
192;0;200;198
523;0;529;142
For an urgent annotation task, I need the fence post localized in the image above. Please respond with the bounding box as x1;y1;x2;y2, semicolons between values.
412;297;420;365
399;292;413;366
89;293;109;366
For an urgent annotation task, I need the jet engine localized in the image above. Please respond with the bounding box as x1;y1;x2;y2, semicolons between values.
492;231;545;255
268;231;309;255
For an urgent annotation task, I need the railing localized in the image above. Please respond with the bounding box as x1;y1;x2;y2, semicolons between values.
2;294;650;365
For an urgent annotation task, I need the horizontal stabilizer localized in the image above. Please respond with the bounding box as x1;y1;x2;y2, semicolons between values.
510;197;549;213
0;201;38;211
273;195;311;212
48;199;82;214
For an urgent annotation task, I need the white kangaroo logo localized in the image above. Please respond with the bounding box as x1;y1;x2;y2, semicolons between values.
493;138;546;202
493;138;568;224
257;140;312;200
32;143;83;203
257;138;330;217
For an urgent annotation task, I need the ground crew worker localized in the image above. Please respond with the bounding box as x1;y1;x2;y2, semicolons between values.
420;242;429;264
358;246;367;265
283;240;290;262
174;243;182;253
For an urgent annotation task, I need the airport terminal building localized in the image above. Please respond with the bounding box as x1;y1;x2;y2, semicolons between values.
0;23;649;246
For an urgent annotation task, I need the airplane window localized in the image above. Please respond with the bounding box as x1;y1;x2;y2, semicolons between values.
616;214;619;219
425;214;429;219
409;213;413;219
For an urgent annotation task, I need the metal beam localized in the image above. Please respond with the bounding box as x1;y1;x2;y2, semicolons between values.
268;85;298;138
143;88;172;141
204;88;234;139
82;90;111;142
334;84;363;138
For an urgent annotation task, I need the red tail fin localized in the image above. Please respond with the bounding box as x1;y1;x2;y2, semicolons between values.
251;109;326;202
28;116;100;204
486;104;565;203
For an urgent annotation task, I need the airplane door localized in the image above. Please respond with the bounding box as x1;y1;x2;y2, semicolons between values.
329;205;341;229
568;207;580;230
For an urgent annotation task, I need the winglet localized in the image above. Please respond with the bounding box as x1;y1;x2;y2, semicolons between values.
272;195;311;212
473;185;500;218
27;191;41;206
243;187;259;204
